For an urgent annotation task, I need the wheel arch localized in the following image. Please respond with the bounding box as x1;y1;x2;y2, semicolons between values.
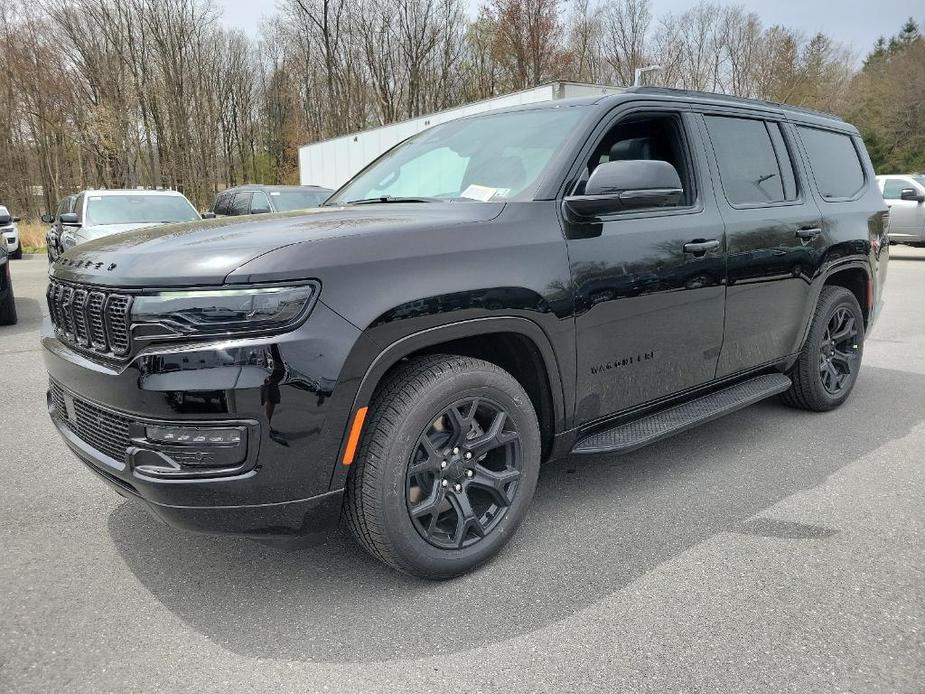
329;317;567;490
795;259;872;355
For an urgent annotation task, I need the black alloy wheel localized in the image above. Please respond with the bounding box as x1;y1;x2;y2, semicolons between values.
818;306;860;395
406;397;522;550
781;285;864;412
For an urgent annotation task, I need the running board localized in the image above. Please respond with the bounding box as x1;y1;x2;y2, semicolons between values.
572;373;792;455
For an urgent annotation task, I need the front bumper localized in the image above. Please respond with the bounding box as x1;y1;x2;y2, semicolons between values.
43;300;361;541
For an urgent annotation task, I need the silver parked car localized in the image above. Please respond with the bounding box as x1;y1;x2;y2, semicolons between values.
877;174;925;246
44;189;203;252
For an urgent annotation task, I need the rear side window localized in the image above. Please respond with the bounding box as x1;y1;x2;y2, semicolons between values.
704;115;797;206
229;192;252;216
797;126;865;200
214;193;230;215
882;178;908;200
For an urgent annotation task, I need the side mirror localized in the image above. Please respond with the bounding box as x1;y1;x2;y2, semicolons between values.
12;216;20;223
900;188;925;203
563;159;683;220
201;211;216;219
250;207;271;215
41;213;54;224
59;212;80;226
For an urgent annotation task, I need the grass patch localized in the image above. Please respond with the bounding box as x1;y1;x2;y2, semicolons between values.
17;222;47;251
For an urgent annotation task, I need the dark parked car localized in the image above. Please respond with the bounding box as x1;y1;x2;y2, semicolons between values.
44;194;77;262
44;87;888;578
0;236;16;325
210;184;333;216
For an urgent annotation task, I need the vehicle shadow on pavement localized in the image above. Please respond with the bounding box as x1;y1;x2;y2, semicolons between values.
2;297;43;338
107;365;924;664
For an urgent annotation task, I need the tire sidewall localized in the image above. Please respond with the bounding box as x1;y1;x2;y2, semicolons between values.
373;367;540;576
806;289;865;407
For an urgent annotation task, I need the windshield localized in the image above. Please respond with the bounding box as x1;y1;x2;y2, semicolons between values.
85;194;200;226
270;190;330;211
329;108;585;205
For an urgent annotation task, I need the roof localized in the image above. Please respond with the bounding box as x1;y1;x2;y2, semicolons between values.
221;184;333;194
80;189;189;197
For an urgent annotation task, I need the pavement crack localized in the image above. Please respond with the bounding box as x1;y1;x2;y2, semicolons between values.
735;517;839;540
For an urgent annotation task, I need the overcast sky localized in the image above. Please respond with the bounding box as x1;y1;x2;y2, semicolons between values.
214;0;919;62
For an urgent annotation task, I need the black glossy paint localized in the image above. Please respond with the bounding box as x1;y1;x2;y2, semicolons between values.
44;88;889;542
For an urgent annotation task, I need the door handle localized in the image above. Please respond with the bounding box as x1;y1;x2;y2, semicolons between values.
796;227;822;239
683;239;720;254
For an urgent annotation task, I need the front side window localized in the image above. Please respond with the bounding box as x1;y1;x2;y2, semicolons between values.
329;108;586;205
705;115;794;206
882;178;908;200
84;195;200;226
797;126;865;200
575;111;695;208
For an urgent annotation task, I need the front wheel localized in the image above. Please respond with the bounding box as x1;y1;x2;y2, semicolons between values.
781;286;864;411
345;354;541;579
11;245;22;260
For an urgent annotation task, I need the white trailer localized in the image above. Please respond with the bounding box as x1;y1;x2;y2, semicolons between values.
298;81;625;191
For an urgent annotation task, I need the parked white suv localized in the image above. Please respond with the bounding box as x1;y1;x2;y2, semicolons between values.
877;174;925;246
0;206;22;260
48;189;203;252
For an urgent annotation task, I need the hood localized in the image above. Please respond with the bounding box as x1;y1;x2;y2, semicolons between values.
50;203;504;287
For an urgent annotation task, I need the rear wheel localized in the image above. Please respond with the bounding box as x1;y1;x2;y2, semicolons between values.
345;354;541;579
781;286;864;411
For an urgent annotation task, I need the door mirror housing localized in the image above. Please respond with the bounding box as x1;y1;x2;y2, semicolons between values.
12;216;20;223
59;212;80;226
564;159;683;220
41;213;54;224
201;211;216;219
899;188;925;203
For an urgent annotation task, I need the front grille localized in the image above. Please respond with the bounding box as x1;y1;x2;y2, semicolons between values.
50;381;132;462
47;279;131;358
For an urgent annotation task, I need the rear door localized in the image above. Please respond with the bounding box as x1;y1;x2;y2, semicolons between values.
698;111;823;377
568;104;727;423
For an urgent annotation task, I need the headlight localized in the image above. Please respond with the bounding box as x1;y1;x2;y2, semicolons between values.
132;284;317;340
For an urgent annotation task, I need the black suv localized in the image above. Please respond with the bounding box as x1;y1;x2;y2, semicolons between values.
44;88;889;578
210;184;333;216
0;236;16;325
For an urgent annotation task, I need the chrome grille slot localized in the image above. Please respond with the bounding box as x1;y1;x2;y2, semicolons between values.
72;289;89;346
106;295;131;355
87;291;107;351
47;279;131;359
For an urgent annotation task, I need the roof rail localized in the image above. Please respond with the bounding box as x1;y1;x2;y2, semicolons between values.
623;86;843;121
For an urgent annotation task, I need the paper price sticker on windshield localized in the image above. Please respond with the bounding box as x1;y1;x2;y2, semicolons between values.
461;185;498;202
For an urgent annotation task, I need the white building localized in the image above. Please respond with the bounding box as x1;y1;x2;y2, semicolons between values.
298;81;625;191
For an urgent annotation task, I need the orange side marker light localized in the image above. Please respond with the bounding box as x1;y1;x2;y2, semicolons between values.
342;406;368;465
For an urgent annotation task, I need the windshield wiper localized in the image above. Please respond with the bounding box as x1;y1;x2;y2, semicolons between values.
344;196;442;205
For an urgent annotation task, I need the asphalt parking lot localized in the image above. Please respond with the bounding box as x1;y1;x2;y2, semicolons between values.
1;250;923;693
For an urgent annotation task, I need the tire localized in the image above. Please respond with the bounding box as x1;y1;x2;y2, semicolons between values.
781;286;864;412
0;271;17;326
11;243;22;260
345;354;541;579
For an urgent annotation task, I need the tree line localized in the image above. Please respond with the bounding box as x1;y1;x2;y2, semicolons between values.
0;0;922;220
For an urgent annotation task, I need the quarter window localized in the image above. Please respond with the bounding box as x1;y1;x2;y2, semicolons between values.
704;115;796;206
796;126;865;200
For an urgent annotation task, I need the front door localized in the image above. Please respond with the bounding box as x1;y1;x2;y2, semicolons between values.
568;109;727;425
